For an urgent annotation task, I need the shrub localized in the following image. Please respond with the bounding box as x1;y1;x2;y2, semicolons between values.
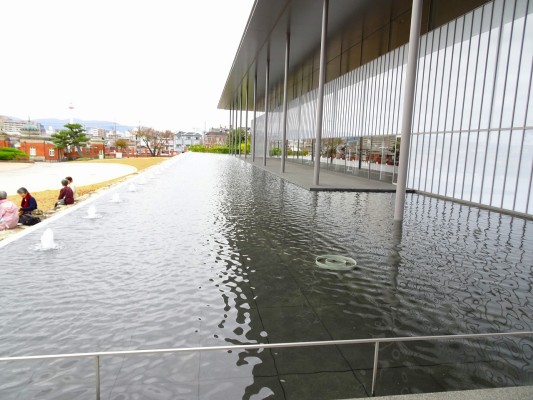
189;145;230;154
271;148;281;156
0;147;29;161
287;149;308;156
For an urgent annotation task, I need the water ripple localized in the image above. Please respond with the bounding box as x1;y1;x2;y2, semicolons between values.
0;154;531;399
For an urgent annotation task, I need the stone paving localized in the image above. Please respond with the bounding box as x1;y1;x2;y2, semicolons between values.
366;385;533;400
243;156;412;192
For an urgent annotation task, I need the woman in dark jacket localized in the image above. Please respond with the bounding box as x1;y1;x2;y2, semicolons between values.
17;187;38;215
56;179;74;207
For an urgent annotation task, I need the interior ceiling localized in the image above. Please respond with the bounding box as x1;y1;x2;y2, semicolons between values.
218;0;372;110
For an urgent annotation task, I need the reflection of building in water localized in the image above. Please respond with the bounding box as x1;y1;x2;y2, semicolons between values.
219;0;533;218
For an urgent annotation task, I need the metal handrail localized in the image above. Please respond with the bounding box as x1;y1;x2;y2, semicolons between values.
1;331;531;399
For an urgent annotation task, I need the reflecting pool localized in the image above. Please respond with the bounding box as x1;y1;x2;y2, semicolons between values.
0;153;532;399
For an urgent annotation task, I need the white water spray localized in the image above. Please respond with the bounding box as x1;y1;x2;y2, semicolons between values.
87;205;97;218
40;228;57;250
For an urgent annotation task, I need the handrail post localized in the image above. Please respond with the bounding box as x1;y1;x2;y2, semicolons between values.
0;331;530;398
95;355;100;400
371;341;380;396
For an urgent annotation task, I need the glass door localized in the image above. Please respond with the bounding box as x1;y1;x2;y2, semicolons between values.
392;135;401;184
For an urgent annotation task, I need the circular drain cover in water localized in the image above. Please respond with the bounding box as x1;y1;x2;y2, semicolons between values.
315;255;357;271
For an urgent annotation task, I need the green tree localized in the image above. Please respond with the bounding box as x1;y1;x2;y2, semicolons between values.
52;123;90;158
51;130;70;160
66;123;90;155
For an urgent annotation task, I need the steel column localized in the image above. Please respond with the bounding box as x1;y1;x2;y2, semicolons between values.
235;101;238;156
264;58;270;166
313;0;329;186
229;105;232;155
245;78;249;159
253;69;257;162
394;0;423;221
239;89;243;157
281;32;290;173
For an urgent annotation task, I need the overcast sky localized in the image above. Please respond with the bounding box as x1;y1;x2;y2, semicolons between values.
1;0;253;132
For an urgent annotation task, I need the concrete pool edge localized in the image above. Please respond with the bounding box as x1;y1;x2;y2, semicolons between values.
348;385;533;399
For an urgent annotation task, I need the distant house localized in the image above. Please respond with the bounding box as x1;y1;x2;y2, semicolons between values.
174;131;201;152
88;127;106;138
204;129;229;148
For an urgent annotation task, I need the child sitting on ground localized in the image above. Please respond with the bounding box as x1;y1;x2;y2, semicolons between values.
65;176;79;201
55;179;75;208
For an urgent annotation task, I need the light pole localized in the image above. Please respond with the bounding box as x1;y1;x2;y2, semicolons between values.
68;102;74;124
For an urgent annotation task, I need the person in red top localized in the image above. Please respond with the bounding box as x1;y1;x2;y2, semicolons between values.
55;179;74;208
17;187;38;215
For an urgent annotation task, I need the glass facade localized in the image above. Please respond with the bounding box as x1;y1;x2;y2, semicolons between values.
252;0;533;216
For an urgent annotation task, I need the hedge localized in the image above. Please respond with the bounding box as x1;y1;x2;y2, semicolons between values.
0;147;29;161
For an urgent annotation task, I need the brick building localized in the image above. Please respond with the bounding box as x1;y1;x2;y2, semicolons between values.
204;129;229;148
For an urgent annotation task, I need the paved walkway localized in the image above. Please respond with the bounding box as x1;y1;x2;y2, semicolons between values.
363;385;533;400
0;162;136;195
243;156;410;192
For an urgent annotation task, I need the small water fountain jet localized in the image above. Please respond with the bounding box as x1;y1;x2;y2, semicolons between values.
40;228;58;250
111;193;121;203
82;205;101;219
87;205;97;218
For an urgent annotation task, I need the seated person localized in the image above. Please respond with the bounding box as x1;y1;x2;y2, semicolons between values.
65;176;79;201
17;187;38;215
55;179;74;207
0;190;19;230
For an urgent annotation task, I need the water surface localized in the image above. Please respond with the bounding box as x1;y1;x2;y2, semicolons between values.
0;153;532;399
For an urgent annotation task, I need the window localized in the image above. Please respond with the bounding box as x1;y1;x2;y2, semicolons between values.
30;146;36;156
49;148;55;157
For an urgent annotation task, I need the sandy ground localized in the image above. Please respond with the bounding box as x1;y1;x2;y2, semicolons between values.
1;162;136;196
